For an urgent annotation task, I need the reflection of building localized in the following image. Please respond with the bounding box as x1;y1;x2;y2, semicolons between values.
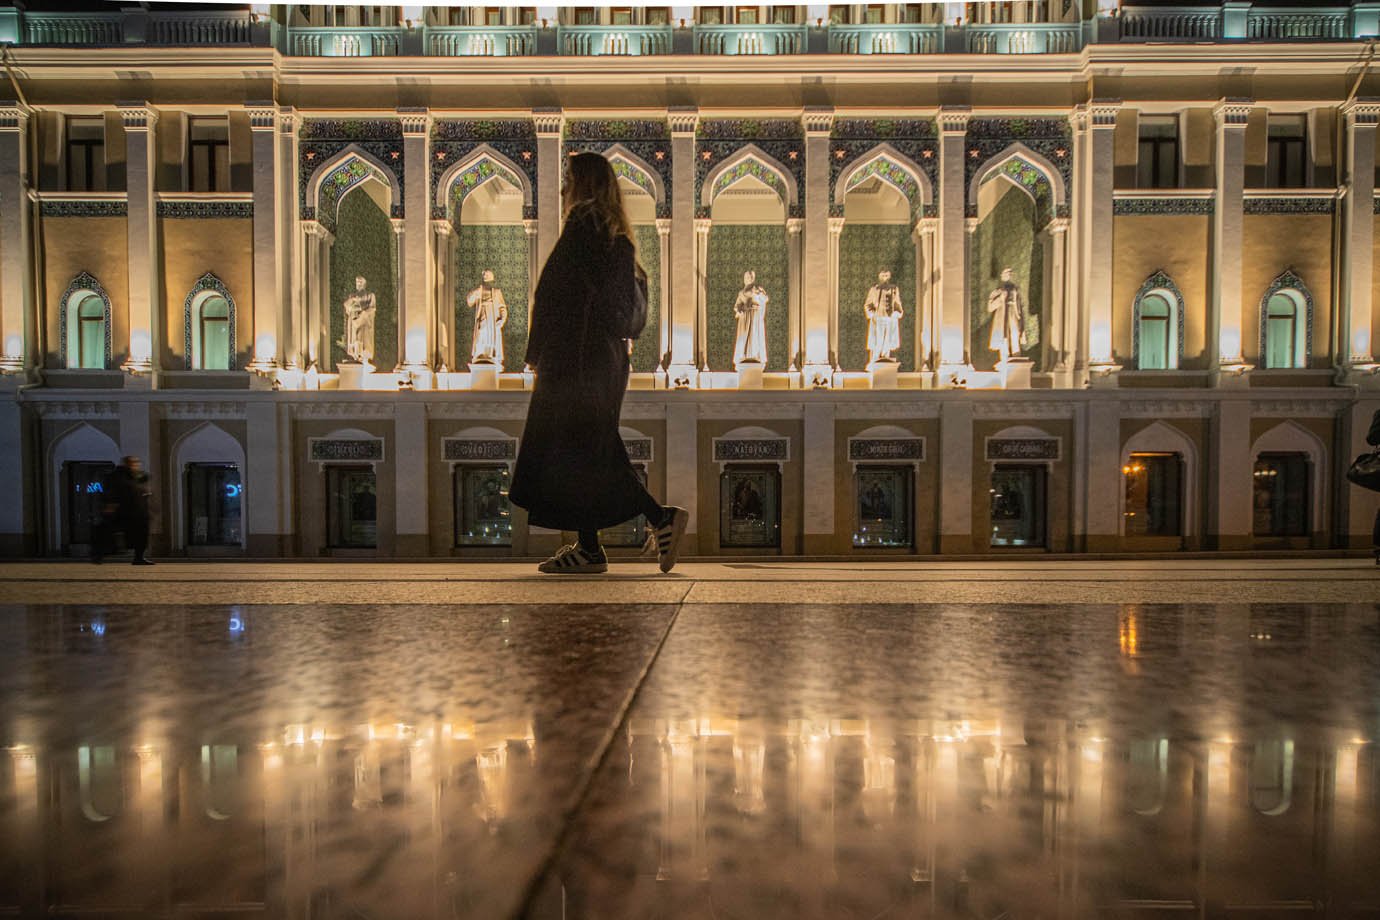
2;3;1380;558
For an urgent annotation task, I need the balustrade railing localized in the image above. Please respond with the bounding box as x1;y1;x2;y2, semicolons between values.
693;23;807;55
558;24;673;55
425;26;536;56
288;26;403;57
22;13;124;46
150;12;255;45
828;23;943;55
966;23;1082;54
1247;10;1349;40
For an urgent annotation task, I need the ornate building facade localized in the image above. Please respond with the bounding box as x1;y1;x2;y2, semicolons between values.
2;1;1379;559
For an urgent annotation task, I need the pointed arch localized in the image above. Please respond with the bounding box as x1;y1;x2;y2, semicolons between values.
1250;419;1326;535
435;144;533;225
47;421;121;552
58;271;112;370
1133;270;1186;371
182;273;237;370
170;421;248;551
1258;269;1313;369
601;144;666;207
702;144;797;210
835;144;932;220
1120;420;1198;538
306;144;402;231
968;143;1066;223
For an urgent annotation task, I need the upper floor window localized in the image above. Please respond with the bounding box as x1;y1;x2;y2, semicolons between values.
518;7;537;25
736;6;760;24
700;7;724;24
902;4;928;23
67;292;107;369
770;6;796;23
193;294;232;370
483;7;504;25
864;4;885;23
1266;115;1307;188
1263;290;1307;369
646;7;671;25
1136;293;1176;370
188;117;230;193
1137;115;1179;189
573;7;599;25
610;7;633;25
828;5;850;24
66;116;105;193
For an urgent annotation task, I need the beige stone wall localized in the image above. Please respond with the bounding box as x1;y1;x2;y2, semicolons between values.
294;419;396;557
695;418;803;556
1241;214;1334;368
830;418;939;555
1112;215;1211;368
158;217;255;369
41;216;128;368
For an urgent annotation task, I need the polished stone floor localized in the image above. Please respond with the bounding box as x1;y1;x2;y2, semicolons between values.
1;561;1378;918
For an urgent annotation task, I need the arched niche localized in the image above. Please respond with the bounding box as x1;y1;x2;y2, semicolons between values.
968;147;1063;374
704;149;792;373
59;272;113;370
1258;270;1313;370
183;273;237;370
604;147;667;375
47;421;121;552
448;155;528;374
1133;271;1186;371
1250;420;1327;536
169;422;247;552
1119;420;1199;539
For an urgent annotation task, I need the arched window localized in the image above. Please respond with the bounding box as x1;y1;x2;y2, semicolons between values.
195;296;231;370
60;273;112;370
1263;291;1306;369
1133;271;1184;371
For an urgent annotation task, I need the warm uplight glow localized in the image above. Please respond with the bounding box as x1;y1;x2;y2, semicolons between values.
1218;327;1242;364
940;328;963;363
405;330;427;366
128;329;152;364
1354;327;1372;361
1089;322;1112;362
254;332;276;362
3;334;20;357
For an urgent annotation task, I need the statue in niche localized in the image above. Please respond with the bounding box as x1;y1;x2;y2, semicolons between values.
341;275;377;366
732;270;769;368
465;269;509;366
864;269;904;364
986;266;1029;362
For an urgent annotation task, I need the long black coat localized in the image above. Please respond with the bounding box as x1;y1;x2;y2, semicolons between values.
509;208;650;532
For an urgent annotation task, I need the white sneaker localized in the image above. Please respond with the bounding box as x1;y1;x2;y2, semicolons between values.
537;543;609;574
650;507;689;574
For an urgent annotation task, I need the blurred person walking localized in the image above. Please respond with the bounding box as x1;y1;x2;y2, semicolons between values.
92;455;154;566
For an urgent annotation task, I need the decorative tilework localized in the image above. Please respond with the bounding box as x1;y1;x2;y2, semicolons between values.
446;156;526;226
982;156;1055;225
315;159;385;235
828;120;937;220
706;224;790;372
40;200;126;218
432;120;539;222
841;156;925;221
1243;197;1335;215
969;187;1043;372
300;120;403;142
849;437;925;462
965;117;1071;214
454;224;529;372
837;224;917;372
563;121;672;220
57;272;113;370
329;190;398;371
566;119;668;141
157;201;253;219
696;119;804;219
710;158;788;205
1132;270;1187;369
299;119;405;223
309;437;385;462
699;120;802;141
181;272;237;370
632;224;663;372
1114;197;1215;216
1258;269;1313;367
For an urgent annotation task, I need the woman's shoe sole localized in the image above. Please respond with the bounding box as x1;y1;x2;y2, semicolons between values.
658;508;689;574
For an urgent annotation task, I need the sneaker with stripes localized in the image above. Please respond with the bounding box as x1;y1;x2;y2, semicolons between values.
537;543;609;574
649;506;688;574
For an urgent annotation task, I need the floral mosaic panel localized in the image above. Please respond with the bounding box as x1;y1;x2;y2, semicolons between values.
706;224;790;373
564;121;673;220
842;158;924;221
993;156;1054;225
710;159;789;205
299;119;405;222
631;224;663;372
828;120;937;219
696;120;804;219
328;188;398;371
432;120;539;222
454;224;529;373
965;117;1071;214
446;157;526;225
836;224;917;372
969;186;1043;372
317;159;380;235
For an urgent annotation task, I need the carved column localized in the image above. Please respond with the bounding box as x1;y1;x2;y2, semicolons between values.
1086;99;1121;380
533;108;563;269
827;216;845;371
1046;217;1070;386
694;218;712;373
1069;106;1089;382
118;103;159;377
1212;99;1253;386
668;108;699;382
301;221;330;370
0;103;30;373
786;217;804;373
391;219;406;371
937;107;970;383
277;107;299;370
399;108;432;371
802;107;834;381
914;218;937;374
246;103;280;372
432;220;453;370
655;217;671;371
1342;98;1380;382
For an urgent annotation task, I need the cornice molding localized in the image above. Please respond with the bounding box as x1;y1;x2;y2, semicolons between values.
802;106;835;137
292;401;396;419
245;102;276;131
32;400;119;419
116;102;158;130
397;106;431;136
937;106;970;136
668;107;699;136
972;401;1075;419
1214;97;1254;127
532;107;564;136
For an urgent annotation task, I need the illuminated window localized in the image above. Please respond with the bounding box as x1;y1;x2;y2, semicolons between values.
990;465;1046;548
735;6;759;24
454;465;512;547
828;5;850;24
1137;115;1178;189
853;466;912;549
186;463;243;547
902;4;928;23
1251;740;1294;816
1263;291;1307;369
65;292;107;370
700;7;724;24
191;294;232;370
66;116;105;192
611;7;633;24
518;7;537;25
864;4;885;23
188;116;230;193
1253;453;1309;537
327;466;377;548
645;7;670;25
574;7;598;25
64;460;114;550
771;6;796;23
1123;452;1182;537
484;7;503;25
720;465;781;548
1266;115;1307;188
1134;285;1181;371
1125;739;1169;815
79;745;121;822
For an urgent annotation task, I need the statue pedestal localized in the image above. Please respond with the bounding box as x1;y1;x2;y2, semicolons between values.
734;363;764;390
867;360;899;389
999;357;1033;390
337;362;368;390
469;362;500;391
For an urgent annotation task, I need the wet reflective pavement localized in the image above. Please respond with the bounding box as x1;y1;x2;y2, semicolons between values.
3;597;1379;918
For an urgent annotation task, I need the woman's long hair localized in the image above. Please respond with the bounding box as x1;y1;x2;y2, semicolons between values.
563;152;639;260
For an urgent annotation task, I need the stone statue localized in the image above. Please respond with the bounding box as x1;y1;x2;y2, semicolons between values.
732;270;769;368
986;267;1028;362
864;269;904;364
341;275;377;366
465;269;508;365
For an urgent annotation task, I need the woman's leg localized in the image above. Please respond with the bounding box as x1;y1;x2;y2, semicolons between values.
577;529;604;555
634;485;669;528
1372;507;1380;559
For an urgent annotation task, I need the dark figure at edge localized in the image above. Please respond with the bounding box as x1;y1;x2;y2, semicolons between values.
92;455;154;566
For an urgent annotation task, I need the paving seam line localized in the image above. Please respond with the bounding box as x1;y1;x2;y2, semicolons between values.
511;585;692;919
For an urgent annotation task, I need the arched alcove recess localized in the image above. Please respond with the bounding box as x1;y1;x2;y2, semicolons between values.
1132;270;1186;371
703;147;794;374
1250;420;1327;536
47;421;121;552
1119;420;1199;539
967;145;1066;375
169;422;248;551
1256;269;1313;370
604;146;667;374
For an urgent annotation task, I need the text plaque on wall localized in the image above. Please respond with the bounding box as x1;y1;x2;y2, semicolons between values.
309;438;384;463
985;437;1061;462
623;437;653;463
443;438;517;462
849;437;925;463
712;438;790;464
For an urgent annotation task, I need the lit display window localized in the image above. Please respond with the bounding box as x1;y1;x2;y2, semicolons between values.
186;463;243;546
1123;452;1182;537
454;465;512;547
853;466;912;549
327;466;377;548
720;465;780;548
64;460;114;550
1253;452;1309;537
989;464;1046;548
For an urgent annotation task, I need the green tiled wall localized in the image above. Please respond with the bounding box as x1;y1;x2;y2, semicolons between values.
706;224;789;372
969;186;1043;371
455;224;529;372
836;223;917;371
329;190;398;370
631;224;663;373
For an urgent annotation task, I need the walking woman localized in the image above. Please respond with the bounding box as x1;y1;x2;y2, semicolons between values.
1370;407;1380;564
510;152;688;574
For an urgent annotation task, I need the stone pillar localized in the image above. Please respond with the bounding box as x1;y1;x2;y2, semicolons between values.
533;108;563;269
665;400;699;545
1086;99;1121;379
432;220;453;369
302;221;328;369
391;218;406;371
119;400;160;540
655;217;671;371
277;107;299;369
523;218;539;301
938;400;973;553
246;103;280;372
394;401;429;555
1046;217;1071;387
668;108;699;381
0;103;31;374
917;218;938;376
1210;396;1253;549
1069;107;1090;382
1081;398;1122;552
118;103;159;378
1342;99;1380;384
937;107;970;383
786;217;804;374
245;401;289;556
694;218;712;372
399;108;431;371
802;107;834;381
826;216;845;372
803;401;835;554
1212;99;1253;387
